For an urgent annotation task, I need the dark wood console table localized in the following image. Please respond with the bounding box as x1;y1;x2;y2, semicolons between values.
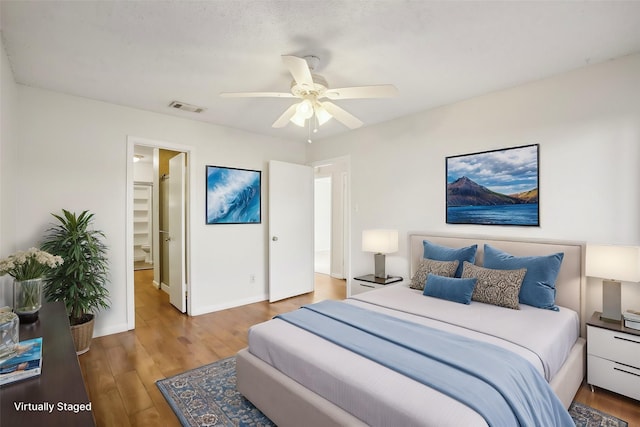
0;301;95;426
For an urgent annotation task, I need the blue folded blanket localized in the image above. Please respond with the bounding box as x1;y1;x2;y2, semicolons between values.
276;300;573;427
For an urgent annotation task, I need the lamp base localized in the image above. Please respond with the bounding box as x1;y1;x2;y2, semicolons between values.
600;280;622;322
374;253;386;279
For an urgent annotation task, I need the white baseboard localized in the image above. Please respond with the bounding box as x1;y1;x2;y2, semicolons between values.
152;280;160;290
190;294;268;316
93;322;129;338
160;282;170;293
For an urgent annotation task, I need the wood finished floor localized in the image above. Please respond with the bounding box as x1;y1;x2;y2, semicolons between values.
79;270;346;426
79;270;640;427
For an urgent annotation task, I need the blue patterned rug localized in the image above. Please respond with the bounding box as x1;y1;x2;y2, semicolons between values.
157;356;274;427
569;402;628;427
157;356;628;427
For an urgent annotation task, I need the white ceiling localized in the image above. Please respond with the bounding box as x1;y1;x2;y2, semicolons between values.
2;1;640;143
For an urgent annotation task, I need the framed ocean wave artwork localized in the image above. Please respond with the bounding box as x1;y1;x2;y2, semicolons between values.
206;165;261;224
446;144;539;226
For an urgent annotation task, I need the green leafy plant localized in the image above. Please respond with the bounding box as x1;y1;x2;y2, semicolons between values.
41;210;110;326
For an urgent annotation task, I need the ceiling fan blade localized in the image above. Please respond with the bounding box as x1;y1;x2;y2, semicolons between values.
282;55;313;89
320;101;363;129
272;103;300;128
323;84;398;100
220;91;296;98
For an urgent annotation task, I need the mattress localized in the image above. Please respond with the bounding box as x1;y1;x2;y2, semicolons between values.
248;284;579;427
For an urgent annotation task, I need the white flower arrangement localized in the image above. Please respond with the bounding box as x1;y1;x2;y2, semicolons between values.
0;248;64;281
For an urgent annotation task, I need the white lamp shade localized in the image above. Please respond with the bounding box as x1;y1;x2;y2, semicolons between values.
362;229;398;254
289;113;306;127
296;99;314;119
315;104;332;125
586;244;640;282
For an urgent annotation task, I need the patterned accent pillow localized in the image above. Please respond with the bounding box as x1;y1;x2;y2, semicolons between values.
461;261;527;310
410;258;459;290
423;240;477;277
483;244;564;311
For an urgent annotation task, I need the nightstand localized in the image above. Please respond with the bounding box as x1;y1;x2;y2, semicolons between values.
351;274;403;296
586;311;640;401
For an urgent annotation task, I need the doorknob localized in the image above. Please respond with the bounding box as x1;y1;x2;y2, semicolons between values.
272;236;278;241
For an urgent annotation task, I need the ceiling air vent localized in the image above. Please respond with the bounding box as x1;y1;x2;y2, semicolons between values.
169;101;206;113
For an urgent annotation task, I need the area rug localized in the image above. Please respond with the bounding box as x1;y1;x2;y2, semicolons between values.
157;356;628;427
156;356;274;427
569;401;628;427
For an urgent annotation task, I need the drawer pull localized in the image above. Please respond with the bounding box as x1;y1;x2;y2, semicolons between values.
359;284;375;288
614;366;640;378
614;336;640;345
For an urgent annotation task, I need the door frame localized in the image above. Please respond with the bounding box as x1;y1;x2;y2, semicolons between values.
126;136;193;329
310;155;351;284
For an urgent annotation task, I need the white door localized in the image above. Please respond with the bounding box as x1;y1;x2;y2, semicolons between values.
269;160;314;302
168;153;187;312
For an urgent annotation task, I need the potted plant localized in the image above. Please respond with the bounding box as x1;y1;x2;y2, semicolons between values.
41;210;110;354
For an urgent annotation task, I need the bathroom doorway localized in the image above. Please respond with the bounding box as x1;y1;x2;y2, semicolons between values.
312;157;349;280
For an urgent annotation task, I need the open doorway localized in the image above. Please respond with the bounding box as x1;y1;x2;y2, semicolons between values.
126;137;191;330
314;175;331;275
313;157;349;281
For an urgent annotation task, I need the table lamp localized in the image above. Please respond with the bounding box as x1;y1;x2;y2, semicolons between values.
362;229;398;279
586;244;640;322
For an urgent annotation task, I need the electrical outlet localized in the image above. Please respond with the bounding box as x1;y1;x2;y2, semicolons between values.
249;274;255;284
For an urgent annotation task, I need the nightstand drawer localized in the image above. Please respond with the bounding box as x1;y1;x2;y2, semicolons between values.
588;354;640;401
587;325;640;368
351;281;380;295
350;275;403;297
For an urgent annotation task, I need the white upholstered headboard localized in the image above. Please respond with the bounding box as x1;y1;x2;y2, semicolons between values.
409;233;586;336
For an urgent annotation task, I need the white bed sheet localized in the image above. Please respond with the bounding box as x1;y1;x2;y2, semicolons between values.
352;284;580;381
247;284;580;427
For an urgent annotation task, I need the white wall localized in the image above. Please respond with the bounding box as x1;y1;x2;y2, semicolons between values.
0;40;18;305
10;85;306;336
308;53;640;316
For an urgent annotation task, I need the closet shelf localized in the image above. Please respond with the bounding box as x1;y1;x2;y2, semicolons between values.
133;185;152;262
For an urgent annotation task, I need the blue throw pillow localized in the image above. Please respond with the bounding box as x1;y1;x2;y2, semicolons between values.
423;274;477;304
483;244;564;311
423;240;478;277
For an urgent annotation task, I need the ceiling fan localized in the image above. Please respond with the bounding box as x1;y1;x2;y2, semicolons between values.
220;55;398;138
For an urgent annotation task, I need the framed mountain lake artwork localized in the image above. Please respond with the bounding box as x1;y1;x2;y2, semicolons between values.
446;144;539;226
206;165;261;224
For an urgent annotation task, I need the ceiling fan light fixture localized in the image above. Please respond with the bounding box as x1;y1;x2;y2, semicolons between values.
315;104;332;125
289;113;306;127
295;99;314;119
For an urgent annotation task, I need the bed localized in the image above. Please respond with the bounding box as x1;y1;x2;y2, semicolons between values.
237;233;587;426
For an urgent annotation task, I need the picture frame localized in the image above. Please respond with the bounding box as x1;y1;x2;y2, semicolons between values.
206;165;261;224
446;144;539;226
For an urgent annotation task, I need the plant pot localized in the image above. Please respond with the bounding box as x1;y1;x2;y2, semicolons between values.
13;278;43;324
70;314;94;355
